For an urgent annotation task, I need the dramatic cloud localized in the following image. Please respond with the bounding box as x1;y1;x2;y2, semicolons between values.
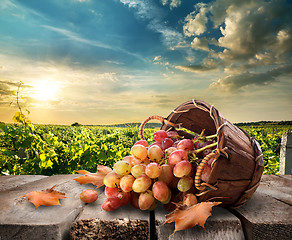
183;3;208;36
210;64;292;91
190;37;217;51
179;0;292;92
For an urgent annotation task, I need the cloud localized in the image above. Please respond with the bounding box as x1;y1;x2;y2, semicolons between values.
183;3;208;36
2;0;49;21
153;56;162;62
42;25;112;49
42;25;145;62
153;56;170;67
176;64;218;73
185;0;292;62
176;57;222;73
0;80;19;93
179;0;292;95
191;37;217;51
210;64;292;91
120;0;184;50
96;72;118;82
161;0;182;9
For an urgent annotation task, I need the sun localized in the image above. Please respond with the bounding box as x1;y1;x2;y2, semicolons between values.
33;80;59;101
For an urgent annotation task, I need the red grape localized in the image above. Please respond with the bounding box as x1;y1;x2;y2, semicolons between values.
167;131;180;141
177;139;194;151
102;196;121;211
165;146;177;158
105;186;119;197
183;193;197;206
201;164;212;182
130;192;140;209
194;139;204;149
138;191;155;210
120;175;135;192
158;164;173;184
173;160;192;178
153;130;168;143
202;148;212;157
162;138;174;150
149;141;163;150
168;149;188;165
117;191;131;206
80;189;98;203
145;162;162;179
172;140;180;148
134;140;149;147
152;181;169;202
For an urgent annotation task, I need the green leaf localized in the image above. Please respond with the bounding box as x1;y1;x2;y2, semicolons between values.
40;153;46;161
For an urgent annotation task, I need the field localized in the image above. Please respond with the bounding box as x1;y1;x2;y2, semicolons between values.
0;122;291;176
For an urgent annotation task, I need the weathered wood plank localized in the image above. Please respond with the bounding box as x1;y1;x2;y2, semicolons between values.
71;190;150;240
258;175;291;205
231;190;292;240
155;206;244;240
0;175;48;192
0;174;88;240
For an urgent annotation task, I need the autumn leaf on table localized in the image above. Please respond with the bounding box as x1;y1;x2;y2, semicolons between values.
164;201;221;234
74;165;112;188
21;185;66;209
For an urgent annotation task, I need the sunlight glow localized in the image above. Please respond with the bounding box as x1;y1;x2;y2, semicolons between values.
33;80;59;101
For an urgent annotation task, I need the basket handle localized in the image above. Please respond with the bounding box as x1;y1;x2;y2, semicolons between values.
194;150;219;191
138;115;165;140
138;115;180;140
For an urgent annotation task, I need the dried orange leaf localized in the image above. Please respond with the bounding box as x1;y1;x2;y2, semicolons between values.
164;201;221;234
21;185;66;209
74;165;112;188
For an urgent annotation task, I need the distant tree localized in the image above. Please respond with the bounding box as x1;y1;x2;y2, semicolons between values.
71;122;81;126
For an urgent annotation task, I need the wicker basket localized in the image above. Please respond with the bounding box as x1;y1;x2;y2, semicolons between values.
139;99;264;208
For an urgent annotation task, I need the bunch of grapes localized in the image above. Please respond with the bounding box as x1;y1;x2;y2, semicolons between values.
101;129;217;212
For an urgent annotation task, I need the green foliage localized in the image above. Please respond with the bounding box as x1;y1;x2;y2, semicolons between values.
0;124;157;175
240;125;290;175
0;122;290;176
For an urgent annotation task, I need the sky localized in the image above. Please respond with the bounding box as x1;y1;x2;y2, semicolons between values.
0;0;291;125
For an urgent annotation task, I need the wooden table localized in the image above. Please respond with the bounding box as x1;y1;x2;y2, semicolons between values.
0;175;291;240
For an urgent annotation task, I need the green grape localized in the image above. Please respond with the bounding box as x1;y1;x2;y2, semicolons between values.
131;164;146;178
113;160;131;176
177;176;193;192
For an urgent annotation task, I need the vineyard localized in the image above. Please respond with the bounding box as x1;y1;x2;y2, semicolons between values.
0;122;291;176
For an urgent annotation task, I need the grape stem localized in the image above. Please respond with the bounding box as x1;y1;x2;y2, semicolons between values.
189;152;198;163
205;134;217;140
194;142;218;154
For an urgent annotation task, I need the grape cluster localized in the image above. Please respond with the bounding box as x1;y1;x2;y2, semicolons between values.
102;130;217;212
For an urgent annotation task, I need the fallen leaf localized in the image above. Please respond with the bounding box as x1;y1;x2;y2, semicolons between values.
21;185;66;209
74;165;112;188
164;201;221;234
